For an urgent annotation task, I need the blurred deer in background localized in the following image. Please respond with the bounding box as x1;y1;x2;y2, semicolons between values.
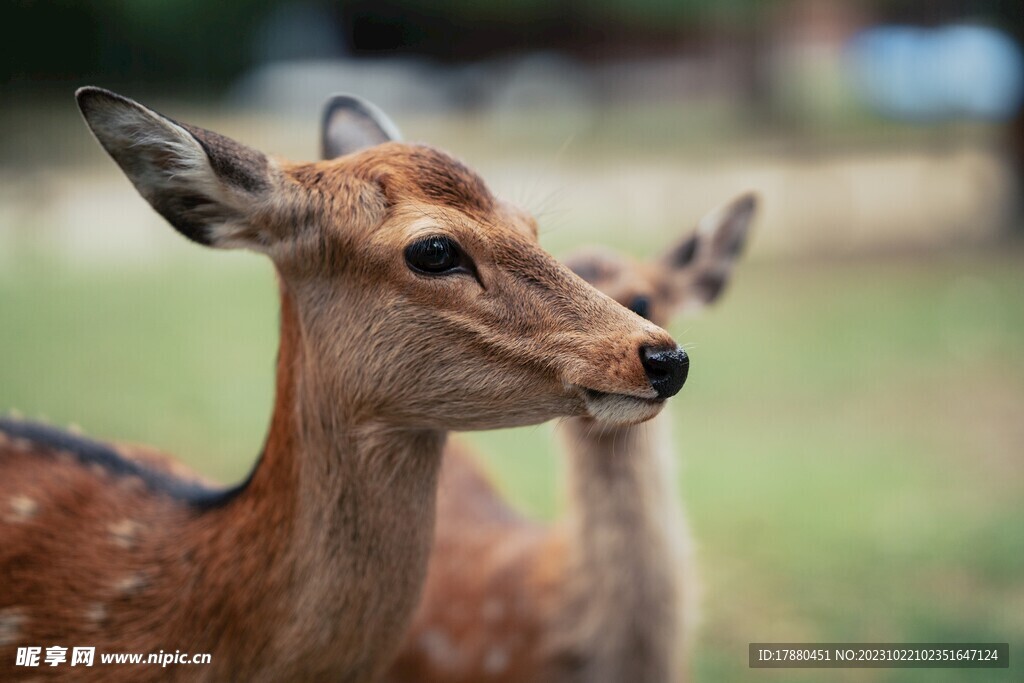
0;89;689;682
322;97;756;683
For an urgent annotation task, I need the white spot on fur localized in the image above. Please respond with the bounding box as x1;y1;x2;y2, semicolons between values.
481;598;505;622
85;603;107;624
483;646;509;674
6;495;38;522
0;608;25;646
11;438;32;452
419;629;461;669
108;519;141;548
114;573;146;594
88;463;107;478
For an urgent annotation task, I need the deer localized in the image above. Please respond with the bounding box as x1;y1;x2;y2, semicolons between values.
321;92;756;683
0;88;690;682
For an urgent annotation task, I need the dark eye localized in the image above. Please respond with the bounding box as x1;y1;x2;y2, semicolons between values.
405;236;466;275
628;295;651;320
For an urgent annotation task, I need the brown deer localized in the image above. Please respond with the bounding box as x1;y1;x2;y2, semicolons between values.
0;88;689;682
321;98;755;683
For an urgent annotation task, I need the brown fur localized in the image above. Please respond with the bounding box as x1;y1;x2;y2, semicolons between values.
0;89;681;682
383;195;757;683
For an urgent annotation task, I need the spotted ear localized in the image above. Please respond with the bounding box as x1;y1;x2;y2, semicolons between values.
321;94;401;160
76;86;280;250
657;193;758;312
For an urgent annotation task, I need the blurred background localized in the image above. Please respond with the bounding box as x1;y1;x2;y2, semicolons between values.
1;1;1022;680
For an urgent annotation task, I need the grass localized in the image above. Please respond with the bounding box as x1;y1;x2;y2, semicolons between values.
1;244;1022;682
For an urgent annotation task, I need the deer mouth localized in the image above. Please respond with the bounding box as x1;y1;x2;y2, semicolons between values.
579;387;665;425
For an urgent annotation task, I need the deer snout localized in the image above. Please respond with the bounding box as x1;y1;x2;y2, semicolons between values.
640;346;689;399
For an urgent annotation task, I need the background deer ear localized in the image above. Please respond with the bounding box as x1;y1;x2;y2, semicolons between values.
657;193;758;312
76;86;278;249
321;94;401;160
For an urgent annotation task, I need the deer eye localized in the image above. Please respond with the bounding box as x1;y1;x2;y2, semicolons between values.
405;236;467;275
628;295;651;320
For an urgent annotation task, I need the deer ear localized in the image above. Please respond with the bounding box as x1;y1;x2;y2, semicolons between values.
321;94;401;160
76;86;278;249
658;193;758;311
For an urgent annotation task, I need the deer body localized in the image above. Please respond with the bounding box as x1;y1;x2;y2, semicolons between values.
1;283;446;683
377;194;757;683
0;89;687;681
550;417;693;683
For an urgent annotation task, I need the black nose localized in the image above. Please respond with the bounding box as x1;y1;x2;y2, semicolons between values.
640;346;689;399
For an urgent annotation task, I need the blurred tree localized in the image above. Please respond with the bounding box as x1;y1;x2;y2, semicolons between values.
993;0;1024;227
1;0;103;85
1;0;279;88
2;0;777;88
340;0;771;60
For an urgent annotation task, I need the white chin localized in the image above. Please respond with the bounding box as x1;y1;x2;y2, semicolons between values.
582;391;665;426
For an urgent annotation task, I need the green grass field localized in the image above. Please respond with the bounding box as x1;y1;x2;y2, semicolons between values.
2;244;1022;682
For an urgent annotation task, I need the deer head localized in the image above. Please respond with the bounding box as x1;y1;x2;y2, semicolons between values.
78;88;688;432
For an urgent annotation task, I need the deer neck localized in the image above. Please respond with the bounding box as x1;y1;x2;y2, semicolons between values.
555;416;690;683
191;281;446;680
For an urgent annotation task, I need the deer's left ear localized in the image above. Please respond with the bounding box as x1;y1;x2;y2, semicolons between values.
77;86;285;250
657;193;758;311
321;94;401;160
